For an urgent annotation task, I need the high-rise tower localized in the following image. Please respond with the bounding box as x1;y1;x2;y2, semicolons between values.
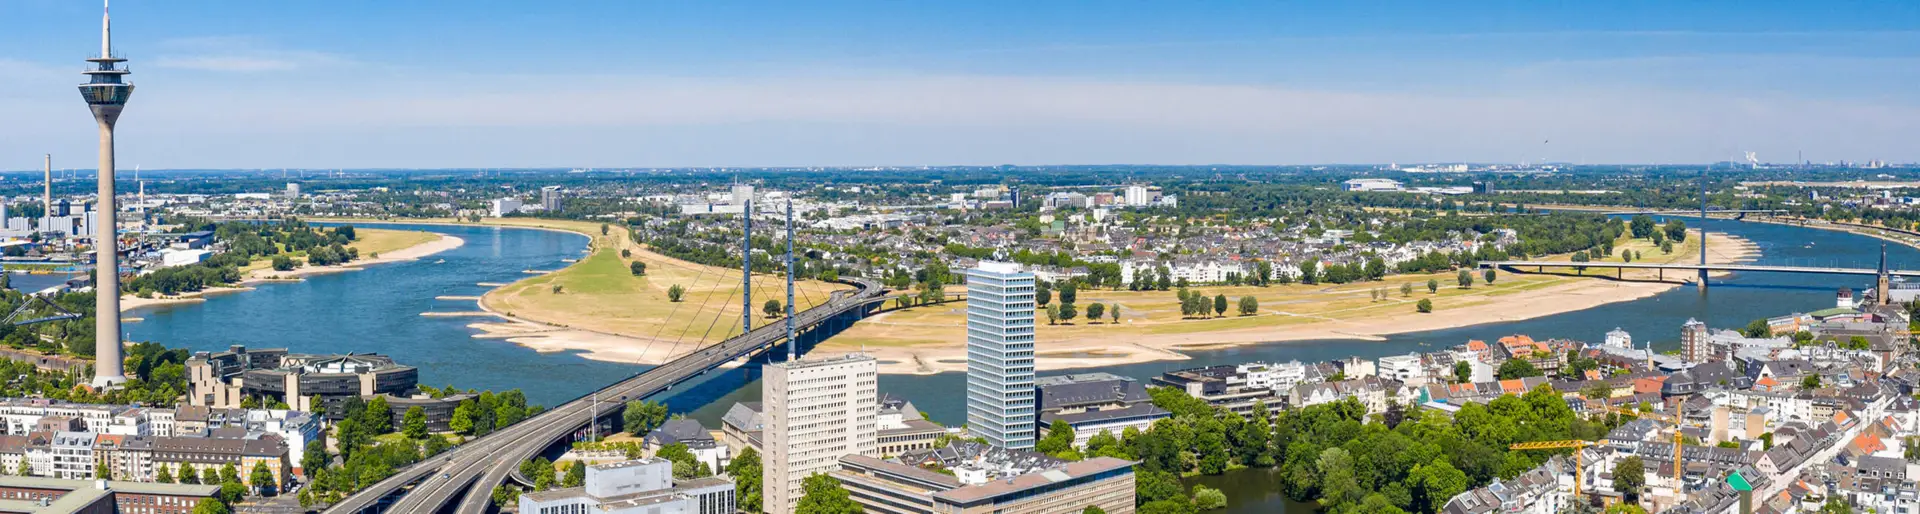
964;261;1037;449
80;0;131;388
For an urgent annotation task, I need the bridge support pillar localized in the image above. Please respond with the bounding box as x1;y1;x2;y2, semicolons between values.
1697;269;1709;289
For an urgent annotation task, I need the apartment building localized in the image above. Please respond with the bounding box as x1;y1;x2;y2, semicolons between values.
761;354;878;514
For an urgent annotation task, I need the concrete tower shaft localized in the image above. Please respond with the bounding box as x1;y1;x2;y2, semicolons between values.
79;0;130;388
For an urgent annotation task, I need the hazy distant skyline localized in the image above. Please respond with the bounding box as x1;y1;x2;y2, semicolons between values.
5;1;1920;169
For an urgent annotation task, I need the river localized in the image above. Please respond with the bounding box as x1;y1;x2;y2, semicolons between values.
123;223;652;406
118;217;1906;510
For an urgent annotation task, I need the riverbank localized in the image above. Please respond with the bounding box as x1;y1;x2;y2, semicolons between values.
343;218;849;366
1748;216;1920;252
827;231;1758;375
119;229;463;313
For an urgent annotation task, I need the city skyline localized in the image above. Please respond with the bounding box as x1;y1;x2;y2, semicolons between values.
4;2;1920;168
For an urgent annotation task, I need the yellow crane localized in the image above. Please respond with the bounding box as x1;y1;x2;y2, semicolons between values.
1595;402;1689;501
1509;440;1597;496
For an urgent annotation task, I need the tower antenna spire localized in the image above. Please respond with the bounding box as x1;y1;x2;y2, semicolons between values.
102;0;111;58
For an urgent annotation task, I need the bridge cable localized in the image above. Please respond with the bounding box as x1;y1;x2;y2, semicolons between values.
662;254;732;363
688;271;745;359
640;249;716;368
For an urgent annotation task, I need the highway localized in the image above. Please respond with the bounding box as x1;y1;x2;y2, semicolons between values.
1482;261;1918;278
326;277;886;514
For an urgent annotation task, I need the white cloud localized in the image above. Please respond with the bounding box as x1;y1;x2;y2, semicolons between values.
150;35;353;73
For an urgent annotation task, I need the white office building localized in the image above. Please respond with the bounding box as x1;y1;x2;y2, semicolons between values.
489;198;522;217
965;261;1038;450
518;458;735;514
762;354;877;514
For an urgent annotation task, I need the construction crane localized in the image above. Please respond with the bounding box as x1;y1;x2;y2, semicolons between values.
1509;440;1596;496
1596;402;1688;502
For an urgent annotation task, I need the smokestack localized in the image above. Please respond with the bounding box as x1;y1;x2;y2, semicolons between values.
43;155;51;235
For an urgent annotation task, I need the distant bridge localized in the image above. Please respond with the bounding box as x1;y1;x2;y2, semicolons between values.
1481;261;1915;280
1600;209;1788;217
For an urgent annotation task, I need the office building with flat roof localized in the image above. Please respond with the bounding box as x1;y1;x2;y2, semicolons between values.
964;261;1037;449
518;458;734;514
833;450;1136;514
762;354;877;514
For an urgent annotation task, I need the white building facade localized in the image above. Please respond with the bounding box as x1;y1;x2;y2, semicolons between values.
965;261;1038;450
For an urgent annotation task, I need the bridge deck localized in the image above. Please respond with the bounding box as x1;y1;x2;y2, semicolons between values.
325;278;885;514
1483;261;1916;277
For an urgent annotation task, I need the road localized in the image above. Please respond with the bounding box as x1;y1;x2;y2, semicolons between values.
325;277;886;514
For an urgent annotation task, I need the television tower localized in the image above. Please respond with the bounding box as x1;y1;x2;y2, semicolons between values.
80;0;132;388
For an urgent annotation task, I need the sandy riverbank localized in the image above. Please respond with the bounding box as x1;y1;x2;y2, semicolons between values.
243;233;465;282
842;232;1760;375
118;233;464;313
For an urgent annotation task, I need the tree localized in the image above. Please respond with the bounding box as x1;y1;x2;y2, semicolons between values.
1454;361;1473;383
1740;318;1772;338
450;400;476;435
179;464;200;485
794;474;863;514
1192;485;1228;510
1036;282;1053;307
403;406;428;439
1237;296;1257;316
1059;282;1078;305
1498;359;1542;379
489;485;521;508
191;499;230;514
425;434;453;456
1213;294;1227;317
764;299;783;318
1819;497;1856;514
726;448;763;513
1663;219;1688;242
1299;261;1319;285
220;462;240;485
362;396;393;434
1427;279;1439;293
563;461;586;488
1620;249;1633;263
157;464;174;483
1410;458;1471;513
1036;419;1076;457
1630;215;1655;238
520;457;557;491
1045;304;1060;325
624;400;669;436
1316;447;1359;507
1110;304;1121;324
1613;456;1645;503
249;461;275;495
1416;299;1433;313
271;255;296;272
1802;374;1822;389
1457;269;1473;289
1400;282;1413;297
657;443;712;480
1483;268;1496;284
1086;303;1105;323
1060;302;1078;323
1084;507;1108;514
1659;240;1674;254
96;463;111;480
629;261;647;276
667;284;685;302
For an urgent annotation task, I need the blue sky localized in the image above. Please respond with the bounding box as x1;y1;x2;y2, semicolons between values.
5;1;1920;169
